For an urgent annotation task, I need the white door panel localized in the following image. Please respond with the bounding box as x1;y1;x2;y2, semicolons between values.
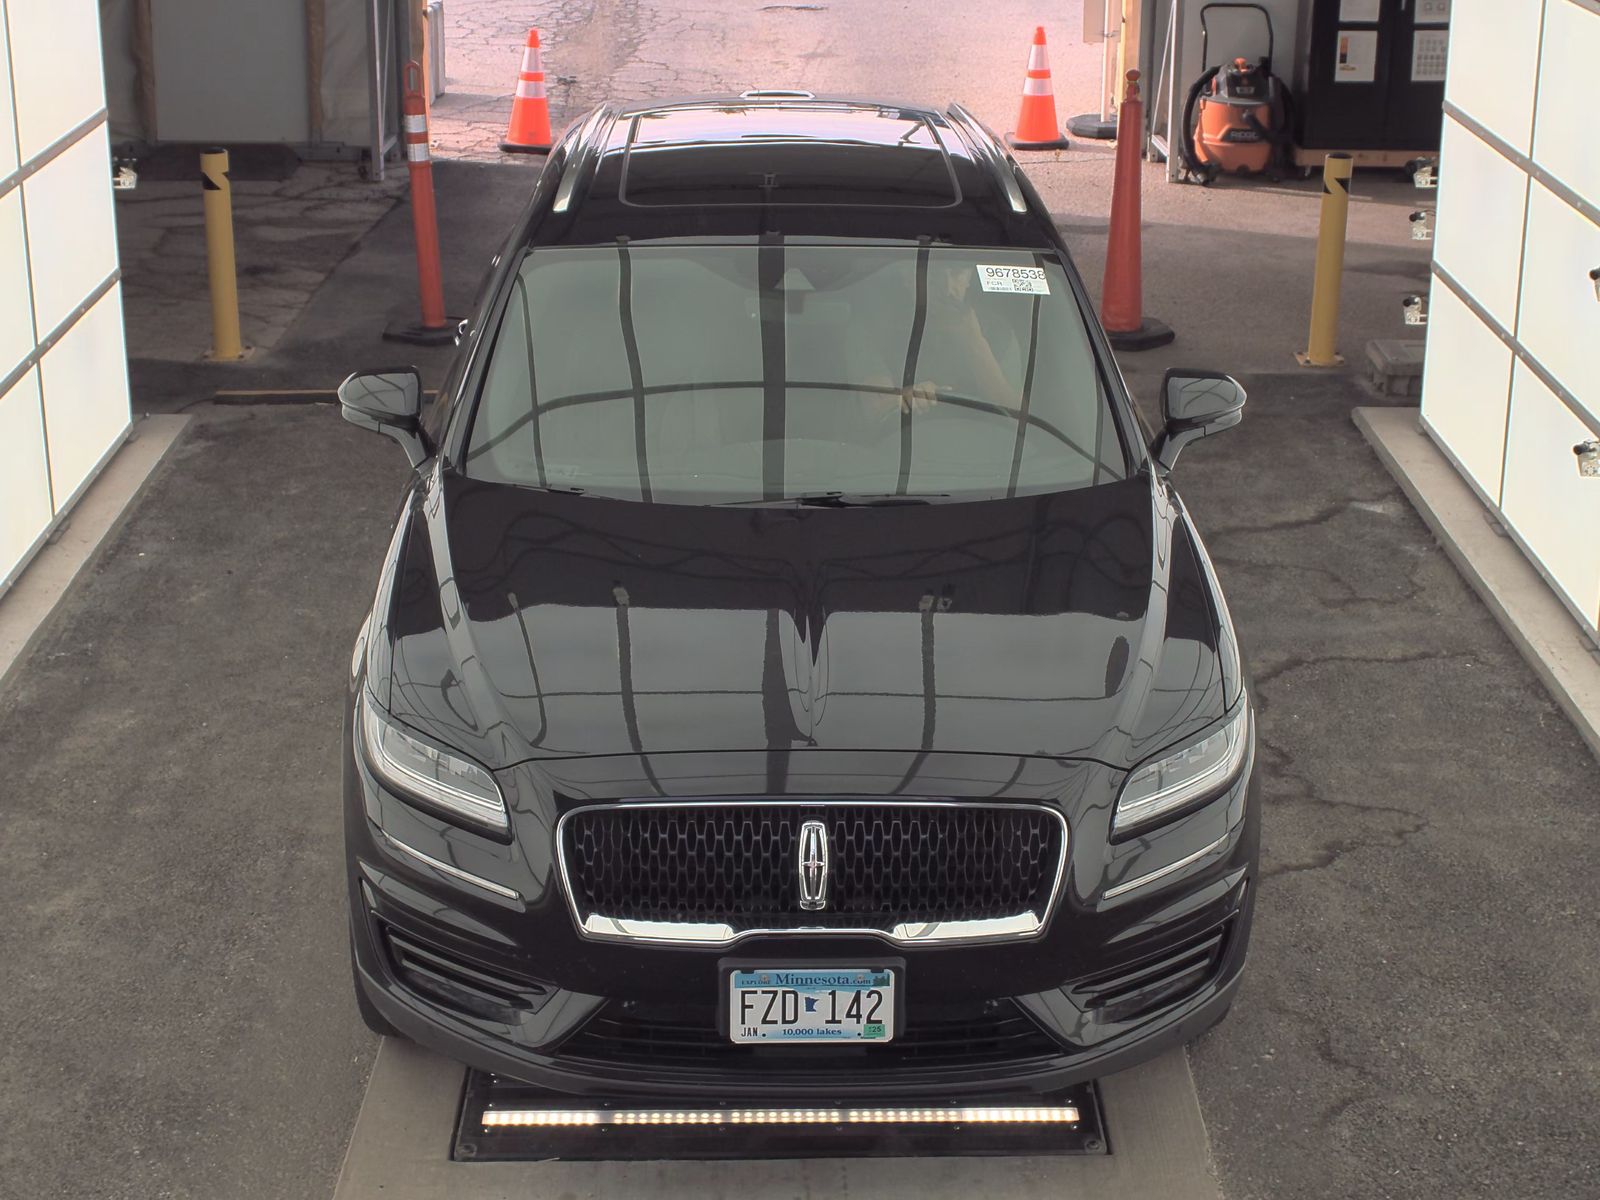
1516;182;1600;428
1420;283;1514;503
1532;0;1600;202
1499;363;1600;625
0;369;53;580
1445;0;1544;154
1432;116;1529;332
38;286;131;506
0;191;32;381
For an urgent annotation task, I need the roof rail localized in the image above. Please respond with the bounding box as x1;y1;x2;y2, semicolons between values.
945;103;1028;214
552;106;615;214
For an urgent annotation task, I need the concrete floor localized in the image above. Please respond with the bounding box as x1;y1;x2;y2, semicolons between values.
7;1;1596;1197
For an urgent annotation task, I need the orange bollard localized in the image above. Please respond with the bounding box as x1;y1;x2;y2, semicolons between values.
1100;70;1174;351
501;29;554;153
385;62;460;346
1007;27;1071;150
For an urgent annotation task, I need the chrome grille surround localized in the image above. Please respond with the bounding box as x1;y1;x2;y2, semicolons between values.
555;799;1069;947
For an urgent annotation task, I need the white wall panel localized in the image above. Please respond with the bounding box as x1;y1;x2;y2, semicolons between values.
1515;181;1600;424
0;369;52;579
5;0;104;160
38;285;130;506
1444;0;1544;153
1500;363;1600;622
0;0;18;177
20;125;117;338
1431;116;1529;331
0;190;31;379
1531;0;1600;205
1420;284;1515;503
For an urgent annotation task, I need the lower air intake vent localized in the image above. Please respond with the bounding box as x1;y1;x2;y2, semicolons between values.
382;925;550;1022
555;997;1062;1073
1073;921;1231;1025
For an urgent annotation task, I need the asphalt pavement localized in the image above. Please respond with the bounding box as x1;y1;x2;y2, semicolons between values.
0;409;405;1200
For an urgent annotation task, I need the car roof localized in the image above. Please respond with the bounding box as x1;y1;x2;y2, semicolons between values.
526;95;1057;248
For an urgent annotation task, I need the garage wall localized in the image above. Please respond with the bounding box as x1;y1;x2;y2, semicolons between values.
0;0;131;594
1419;0;1600;638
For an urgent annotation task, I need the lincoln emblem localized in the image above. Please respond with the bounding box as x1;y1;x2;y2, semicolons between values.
797;820;830;911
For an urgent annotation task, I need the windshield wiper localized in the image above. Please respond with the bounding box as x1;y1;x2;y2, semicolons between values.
721;491;949;508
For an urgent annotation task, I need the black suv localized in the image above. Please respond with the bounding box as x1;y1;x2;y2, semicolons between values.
341;94;1258;1103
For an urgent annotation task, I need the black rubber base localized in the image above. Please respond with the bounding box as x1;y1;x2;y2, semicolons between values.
1066;113;1118;140
1106;318;1177;352
453;1071;1108;1161
382;315;463;347
1006;132;1072;151
499;141;552;154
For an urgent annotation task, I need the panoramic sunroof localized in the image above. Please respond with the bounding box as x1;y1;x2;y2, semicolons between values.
620;105;961;209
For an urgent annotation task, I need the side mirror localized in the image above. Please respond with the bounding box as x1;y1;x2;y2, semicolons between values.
338;368;426;466
1152;369;1246;472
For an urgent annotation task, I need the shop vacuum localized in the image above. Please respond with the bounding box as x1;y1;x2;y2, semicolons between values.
1180;3;1292;183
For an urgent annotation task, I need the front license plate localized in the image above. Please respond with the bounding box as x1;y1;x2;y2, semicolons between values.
728;967;896;1043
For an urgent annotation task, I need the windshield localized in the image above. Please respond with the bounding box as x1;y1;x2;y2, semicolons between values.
464;243;1127;503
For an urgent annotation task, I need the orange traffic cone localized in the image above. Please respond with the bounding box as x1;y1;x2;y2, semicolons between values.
501;29;553;154
1008;27;1071;150
1101;71;1174;351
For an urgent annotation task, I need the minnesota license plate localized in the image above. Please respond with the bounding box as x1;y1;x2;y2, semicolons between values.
728;967;896;1043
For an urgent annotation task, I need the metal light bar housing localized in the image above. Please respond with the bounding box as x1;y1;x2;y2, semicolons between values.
481;1104;1081;1128
455;1071;1107;1160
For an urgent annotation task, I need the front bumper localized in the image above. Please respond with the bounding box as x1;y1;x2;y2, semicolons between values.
353;906;1247;1100
349;826;1255;1099
345;711;1260;1098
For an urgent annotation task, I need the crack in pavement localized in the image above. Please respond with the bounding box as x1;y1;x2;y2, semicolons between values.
1205;497;1403;543
1251;648;1479;693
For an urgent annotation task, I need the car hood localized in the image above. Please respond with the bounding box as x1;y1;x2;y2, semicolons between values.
376;471;1237;773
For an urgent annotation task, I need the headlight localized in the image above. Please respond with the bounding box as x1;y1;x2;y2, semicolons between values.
358;691;509;836
1114;704;1251;835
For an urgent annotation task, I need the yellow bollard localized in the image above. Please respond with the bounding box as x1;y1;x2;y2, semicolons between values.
200;148;247;361
1297;152;1354;368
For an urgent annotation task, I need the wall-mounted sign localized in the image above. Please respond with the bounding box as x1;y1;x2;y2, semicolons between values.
1411;29;1449;82
1338;0;1380;21
1334;29;1379;83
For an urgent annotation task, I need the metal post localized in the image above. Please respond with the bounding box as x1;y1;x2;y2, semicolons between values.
1101;0;1118;122
365;0;386;181
1069;0;1121;140
383;62;459;344
199;148;247;361
1297;153;1354;367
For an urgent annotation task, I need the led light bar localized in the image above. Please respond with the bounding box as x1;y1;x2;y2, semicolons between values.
481;1104;1080;1128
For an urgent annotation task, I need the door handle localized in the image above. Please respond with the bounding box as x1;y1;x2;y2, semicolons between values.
1589;266;1600;302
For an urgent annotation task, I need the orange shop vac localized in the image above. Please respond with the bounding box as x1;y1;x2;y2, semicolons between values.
1180;3;1292;183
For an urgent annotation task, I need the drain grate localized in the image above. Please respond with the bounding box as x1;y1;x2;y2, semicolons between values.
453;1070;1108;1161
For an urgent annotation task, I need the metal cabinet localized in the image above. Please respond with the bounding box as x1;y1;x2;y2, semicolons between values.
1293;0;1451;151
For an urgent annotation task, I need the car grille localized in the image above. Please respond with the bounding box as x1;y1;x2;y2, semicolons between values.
555;997;1062;1073
559;801;1065;936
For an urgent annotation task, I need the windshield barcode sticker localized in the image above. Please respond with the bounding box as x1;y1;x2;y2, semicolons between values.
976;264;1049;294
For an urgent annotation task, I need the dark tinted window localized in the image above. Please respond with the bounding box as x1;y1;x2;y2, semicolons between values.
621;106;959;208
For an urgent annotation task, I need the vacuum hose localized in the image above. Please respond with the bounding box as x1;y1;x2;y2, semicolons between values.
1179;67;1220;180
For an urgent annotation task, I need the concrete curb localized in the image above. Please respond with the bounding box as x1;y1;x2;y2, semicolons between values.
1355;406;1600;764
